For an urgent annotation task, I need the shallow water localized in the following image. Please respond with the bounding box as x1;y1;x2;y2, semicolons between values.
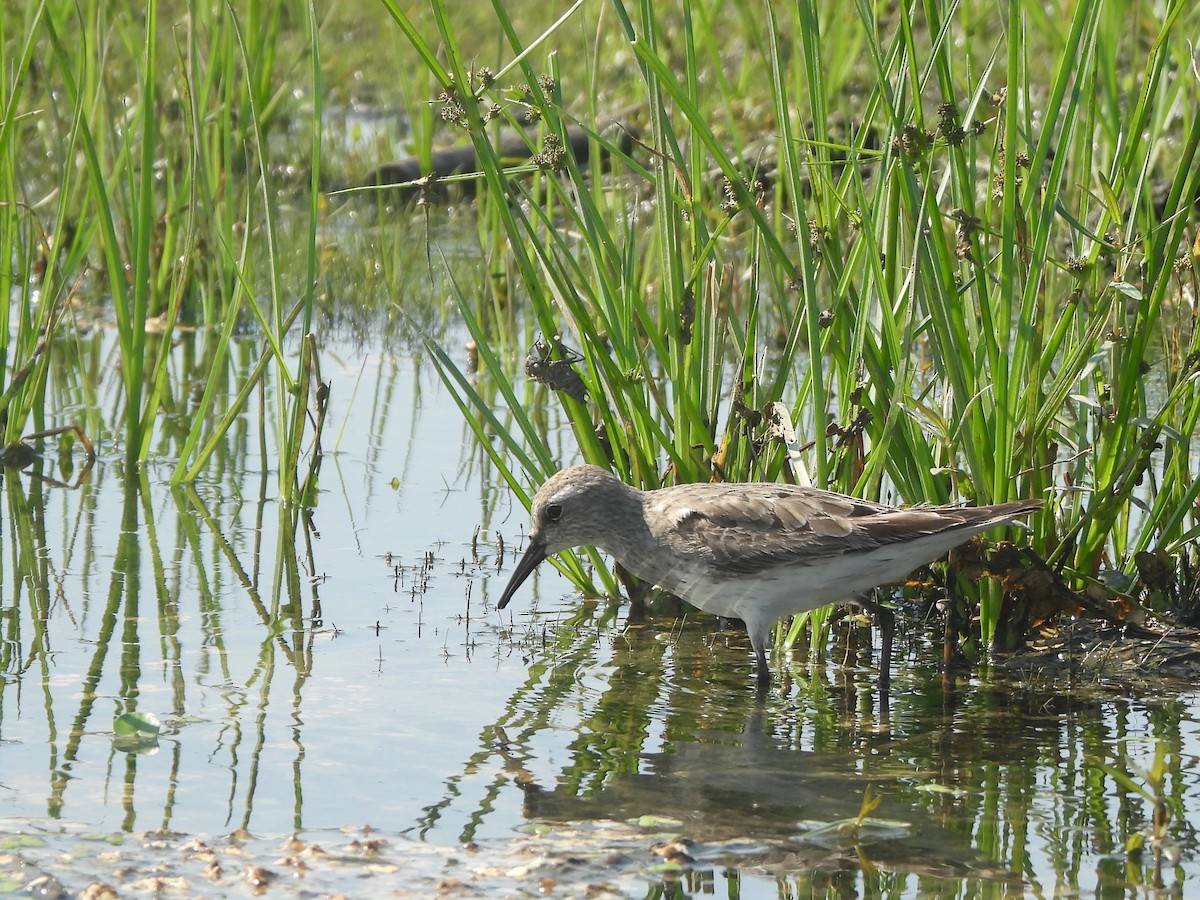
1;326;1197;897
6;0;1199;892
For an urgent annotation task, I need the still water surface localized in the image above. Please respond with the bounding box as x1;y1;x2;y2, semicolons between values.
2;328;1199;896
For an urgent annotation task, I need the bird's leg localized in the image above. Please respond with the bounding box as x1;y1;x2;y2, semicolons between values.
749;628;772;692
853;593;894;698
755;645;771;688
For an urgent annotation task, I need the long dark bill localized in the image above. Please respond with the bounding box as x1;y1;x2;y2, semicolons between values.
496;540;547;609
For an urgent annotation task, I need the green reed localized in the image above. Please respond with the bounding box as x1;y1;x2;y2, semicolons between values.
0;3;88;451
2;0;327;501
381;0;1200;657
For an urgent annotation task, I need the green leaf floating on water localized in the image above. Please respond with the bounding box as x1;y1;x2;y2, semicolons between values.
797;817;912;850
82;832;126;846
114;711;162;751
114;711;161;736
0;833;46;849
515;822;555;836
629;815;683;829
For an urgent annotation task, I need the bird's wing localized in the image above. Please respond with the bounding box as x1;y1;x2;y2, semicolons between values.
648;486;980;576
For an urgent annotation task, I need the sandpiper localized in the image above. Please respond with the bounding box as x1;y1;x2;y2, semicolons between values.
496;465;1041;689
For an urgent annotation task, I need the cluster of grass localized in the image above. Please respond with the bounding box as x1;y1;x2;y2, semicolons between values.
0;0;328;505
5;0;1200;659
382;0;1200;655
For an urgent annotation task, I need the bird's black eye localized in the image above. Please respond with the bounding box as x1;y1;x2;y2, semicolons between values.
545;503;563;522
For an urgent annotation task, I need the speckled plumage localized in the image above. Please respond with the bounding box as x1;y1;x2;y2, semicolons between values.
497;465;1041;688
